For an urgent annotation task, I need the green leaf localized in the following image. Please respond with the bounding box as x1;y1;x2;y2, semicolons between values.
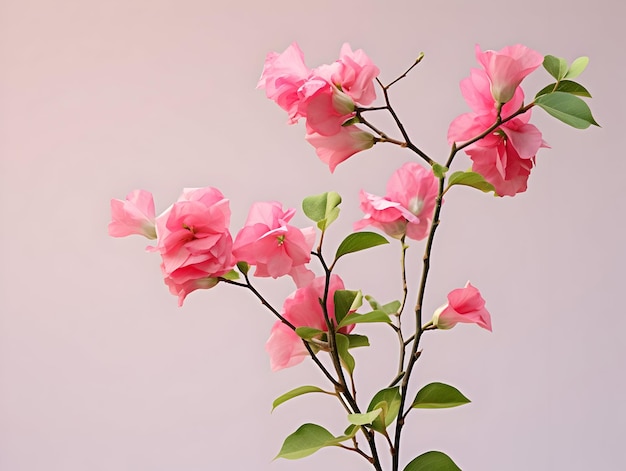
302;192;342;231
334;290;362;326
346;334;370;348
365;296;401;315
236;261;249;275
347;408;382;426
535;91;599;129
275;423;340;460
365;295;382;311
565;56;589;79
535;80;592;99
403;451;462;471
343;423;359;437
335;333;355;374
334;232;389;261
295;327;324;340
368;387;401;433
381;300;401;315
432;163;448;178
411;382;471;409
447;171;496;194
543;54;568;81
272;386;329;411
338;310;392;329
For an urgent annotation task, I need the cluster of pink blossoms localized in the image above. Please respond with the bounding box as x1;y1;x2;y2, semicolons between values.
448;45;546;196
109;188;343;370
261;42;547;196
258;42;379;172
108;188;315;306
111;43;552;370
109;181;491;370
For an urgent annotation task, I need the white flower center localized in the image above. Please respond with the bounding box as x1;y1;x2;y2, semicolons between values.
408;197;424;216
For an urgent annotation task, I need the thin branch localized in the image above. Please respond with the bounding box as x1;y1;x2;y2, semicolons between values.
391;175;445;471
447;103;534;167
384;53;425;89
357;105;389;112
393;236;409;383
376;77;434;165
338;444;375;464
317;250;384;471
221;276;340;388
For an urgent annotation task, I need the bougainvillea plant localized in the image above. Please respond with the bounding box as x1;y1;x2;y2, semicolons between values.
109;42;597;470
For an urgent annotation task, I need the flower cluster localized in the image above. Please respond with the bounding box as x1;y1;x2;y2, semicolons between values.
110;170;490;370
258;42;378;172
109;40;597;469
448;44;546;196
108;189;315;307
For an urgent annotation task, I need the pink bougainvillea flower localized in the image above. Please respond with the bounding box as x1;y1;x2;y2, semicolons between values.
305;125;375;172
355;162;439;240
149;187;235;305
465;122;547;196
448;68;547;196
258;42;379;138
233;201;315;288
475;44;543;104
257;42;311;124
298;43;378;135
431;282;492;331
331;43;380;105
448;68;525;138
266;275;354;371
298;77;356;136
108;189;157;239
163;270;220;307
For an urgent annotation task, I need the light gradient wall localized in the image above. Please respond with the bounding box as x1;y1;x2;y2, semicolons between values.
1;1;623;470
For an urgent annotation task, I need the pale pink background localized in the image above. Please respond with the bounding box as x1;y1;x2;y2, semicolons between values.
1;1;624;470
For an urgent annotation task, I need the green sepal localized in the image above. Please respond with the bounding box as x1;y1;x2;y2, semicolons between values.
432;163;449;178
335;333;355;374
367;387;401;433
564;56;589;79
543;54;568;81
342;116;361;127
535;91;599;129
447;171;496;194
411;382;471;409
403;451;462;471
338;310;392;329
272;386;330;411
220;269;240;281
302;192;342;231
334;231;389;262
535;80;591;99
274;423;353;460
347;408;383;426
236;261;250;275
